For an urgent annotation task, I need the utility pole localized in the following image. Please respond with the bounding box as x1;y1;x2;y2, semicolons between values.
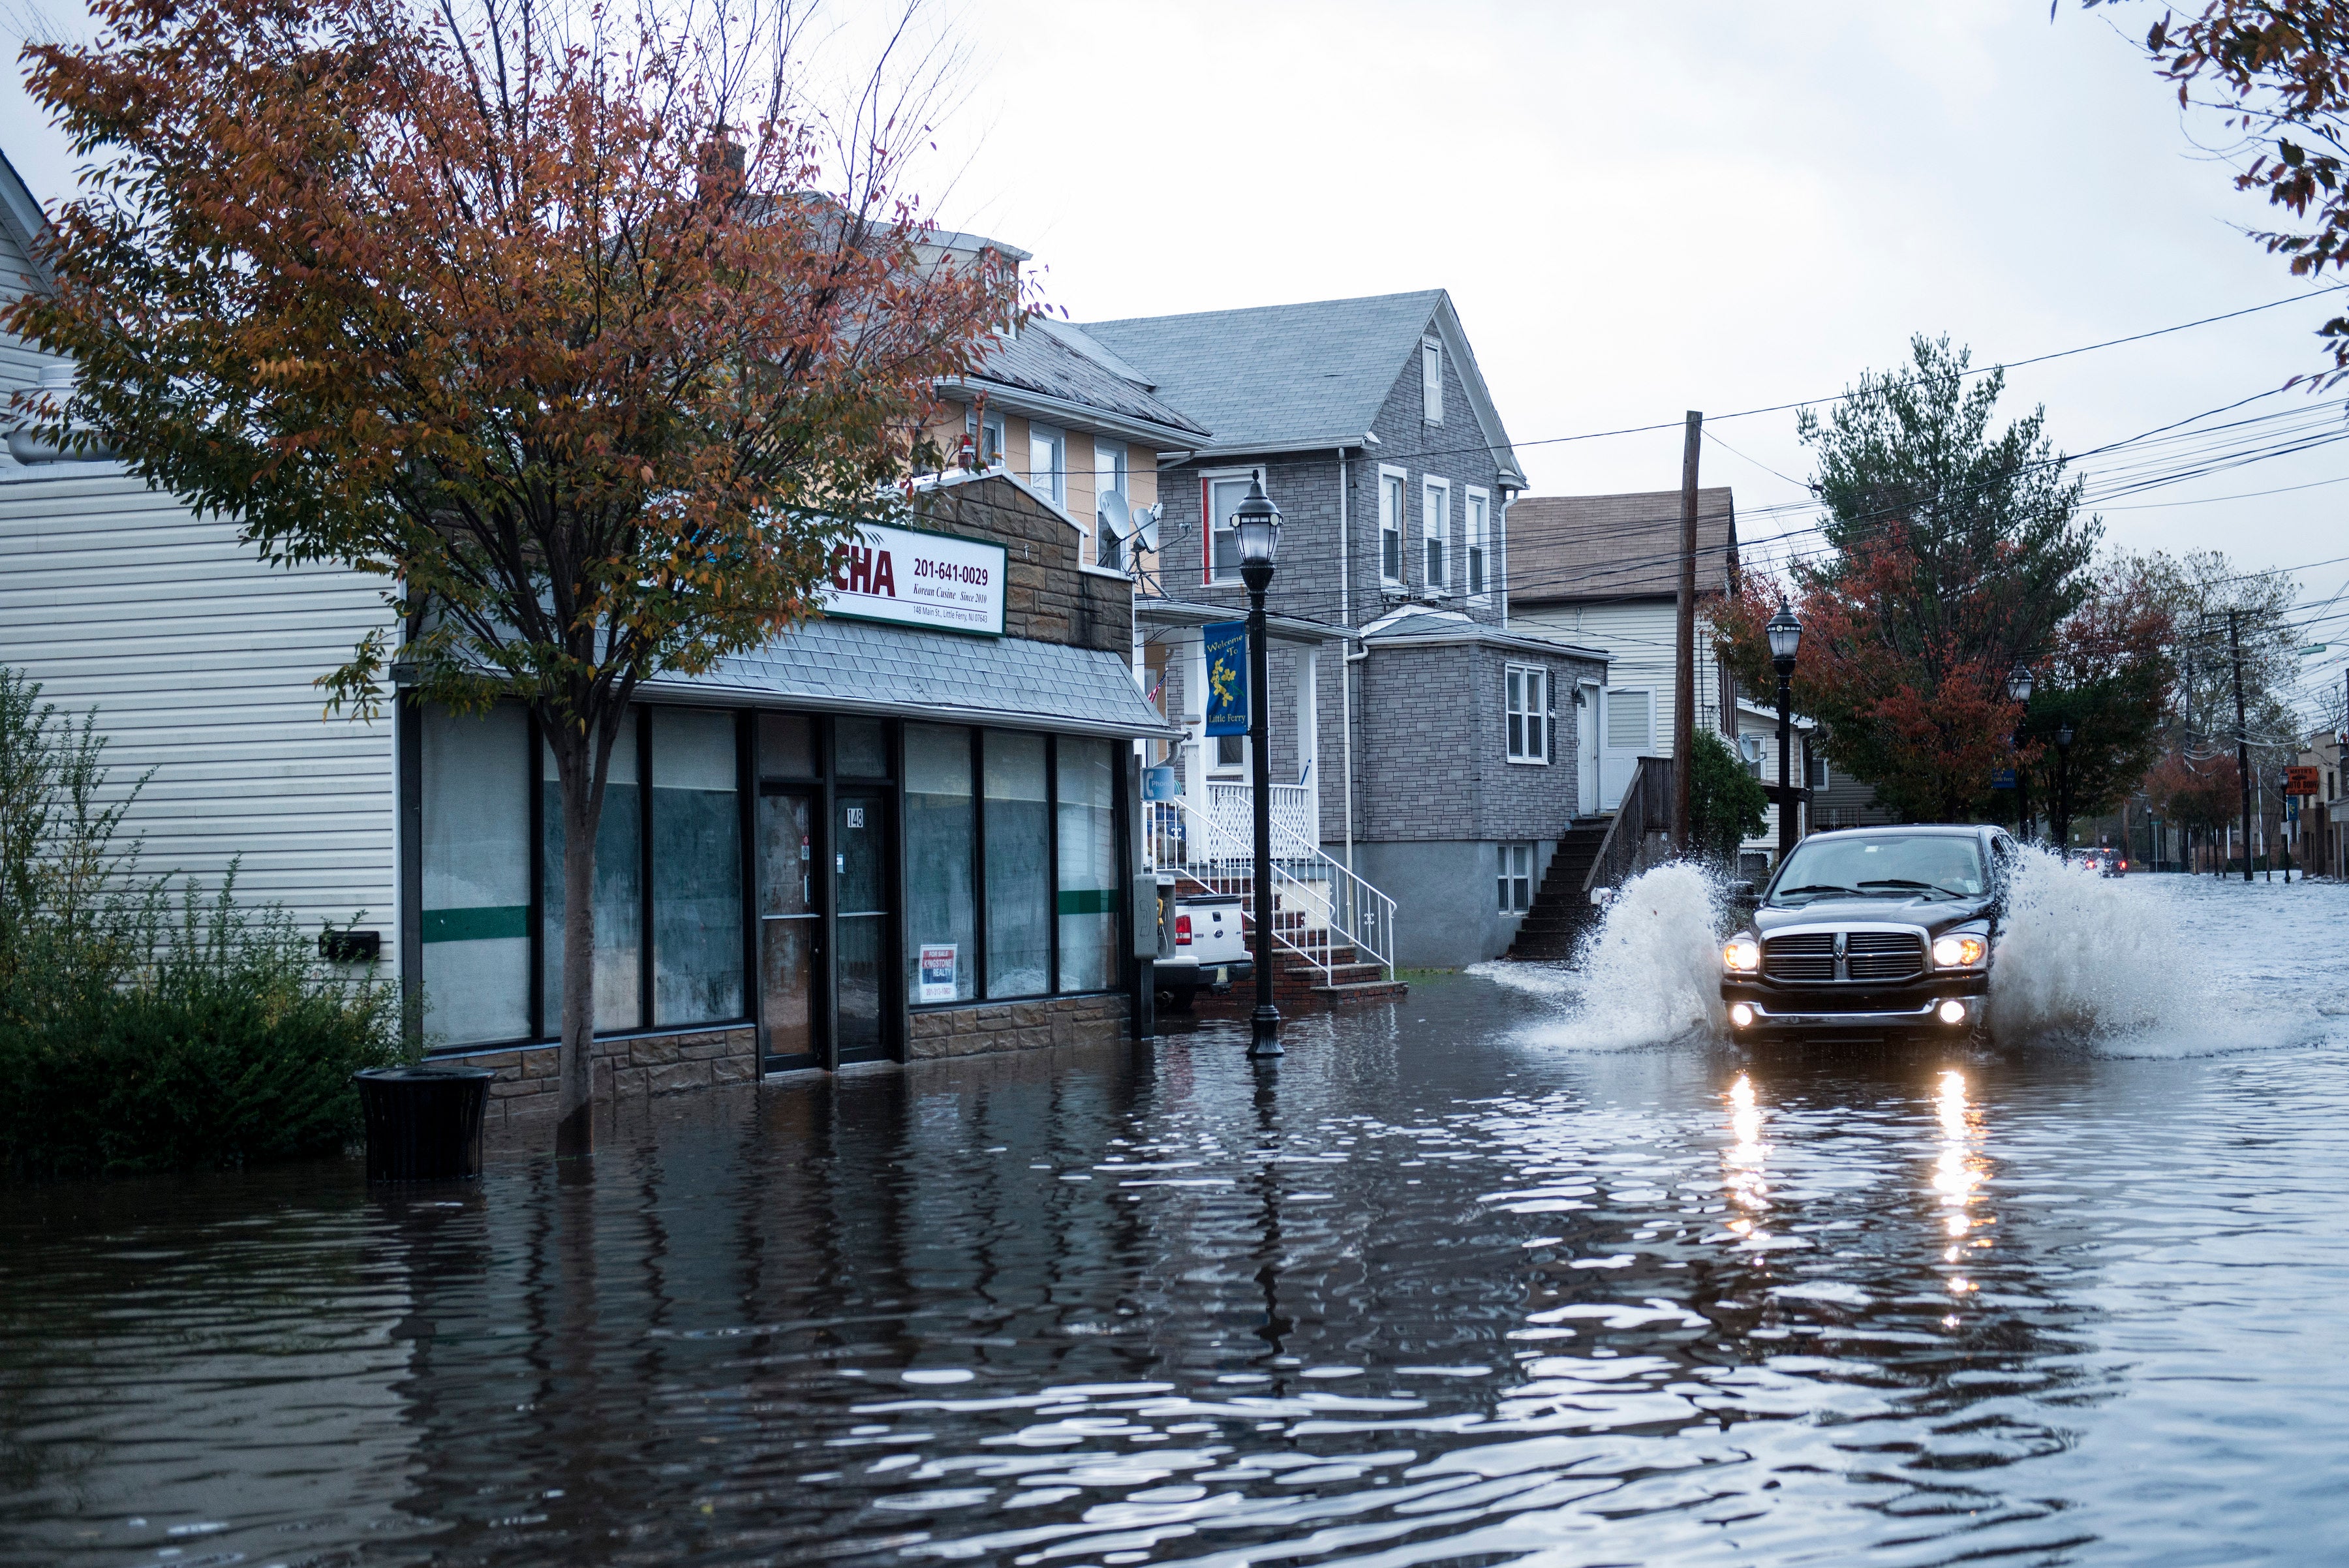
1671;410;1701;855
2232;609;2252;884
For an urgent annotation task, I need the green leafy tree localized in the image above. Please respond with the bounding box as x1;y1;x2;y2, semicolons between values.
1719;335;2101;821
2019;557;2177;843
1685;729;1768;867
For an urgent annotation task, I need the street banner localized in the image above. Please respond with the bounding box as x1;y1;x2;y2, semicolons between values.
1991;768;2018;790
821;521;1007;638
1203;621;1248;737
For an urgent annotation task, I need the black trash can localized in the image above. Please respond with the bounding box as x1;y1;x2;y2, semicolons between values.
354;1065;495;1181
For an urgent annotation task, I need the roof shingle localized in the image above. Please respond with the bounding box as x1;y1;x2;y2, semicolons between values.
1505;487;1738;604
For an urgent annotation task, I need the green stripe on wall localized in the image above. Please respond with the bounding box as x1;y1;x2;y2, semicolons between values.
1056;889;1118;916
422;905;531;944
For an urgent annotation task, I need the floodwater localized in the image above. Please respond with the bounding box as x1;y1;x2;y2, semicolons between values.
5;870;2348;1567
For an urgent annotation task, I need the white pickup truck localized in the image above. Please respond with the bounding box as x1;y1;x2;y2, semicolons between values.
1154;889;1256;1011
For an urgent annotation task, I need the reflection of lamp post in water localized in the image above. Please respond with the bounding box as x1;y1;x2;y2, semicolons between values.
1235;478;1284;1060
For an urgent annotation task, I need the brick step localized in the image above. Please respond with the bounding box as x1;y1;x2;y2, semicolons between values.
1283;961;1385;986
1306;979;1410;1003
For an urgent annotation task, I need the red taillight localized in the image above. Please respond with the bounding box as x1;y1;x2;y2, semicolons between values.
2119;859;2128;869
1175;914;1193;945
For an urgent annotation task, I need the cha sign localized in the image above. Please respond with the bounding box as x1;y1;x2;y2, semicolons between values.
821;522;1006;638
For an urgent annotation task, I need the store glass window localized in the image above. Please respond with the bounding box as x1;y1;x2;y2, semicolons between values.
758;712;817;777
837;716;889;778
984;731;1052;997
542;713;643;1030
421;702;531;1045
905;724;977;1004
651;707;744;1026
1056;737;1118;992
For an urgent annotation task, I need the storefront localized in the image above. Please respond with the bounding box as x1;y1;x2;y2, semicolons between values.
403;472;1171;1098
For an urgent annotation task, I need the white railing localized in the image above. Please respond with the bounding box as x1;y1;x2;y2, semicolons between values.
1142;793;1396;986
1204;781;1318;850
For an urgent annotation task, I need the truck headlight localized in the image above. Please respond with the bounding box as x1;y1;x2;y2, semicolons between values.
1723;938;1761;973
1932;932;1988;967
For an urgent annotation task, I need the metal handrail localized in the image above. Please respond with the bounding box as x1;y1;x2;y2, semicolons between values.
1143;795;1397;984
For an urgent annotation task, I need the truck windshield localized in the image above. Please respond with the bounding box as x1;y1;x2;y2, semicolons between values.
1770;835;1988;904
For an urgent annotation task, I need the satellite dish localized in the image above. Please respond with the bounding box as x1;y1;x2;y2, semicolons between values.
1098;489;1131;539
1135;502;1163;553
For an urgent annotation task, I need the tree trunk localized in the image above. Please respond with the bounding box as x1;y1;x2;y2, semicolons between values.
551;717;613;1160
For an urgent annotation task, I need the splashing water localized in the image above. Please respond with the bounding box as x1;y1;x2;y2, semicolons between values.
1988;845;2190;1044
1481;861;1726;1049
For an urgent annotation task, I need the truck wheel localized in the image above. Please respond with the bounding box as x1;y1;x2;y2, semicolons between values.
1158;984;1195;1013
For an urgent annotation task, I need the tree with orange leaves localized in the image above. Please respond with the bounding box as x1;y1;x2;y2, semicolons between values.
8;0;1009;1155
1718;336;2102;824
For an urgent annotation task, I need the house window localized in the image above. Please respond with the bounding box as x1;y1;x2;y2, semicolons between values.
1807;751;1829;790
1607;688;1653;754
981;410;1007;469
1028;424;1066;507
1423;478;1449;589
1214;733;1244;771
1498;844;1533;913
1422;338;1443;422
1094;441;1129;570
1465;487;1489;598
1203;468;1263;584
1379;466;1406;585
1506;664;1548;763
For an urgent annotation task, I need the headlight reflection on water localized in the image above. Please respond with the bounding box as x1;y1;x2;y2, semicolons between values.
1723;1073;1770;1239
1931;1069;1994;1308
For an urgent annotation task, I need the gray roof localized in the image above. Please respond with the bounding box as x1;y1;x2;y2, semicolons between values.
1505;487;1738;604
957;319;1209;440
1361;609;1609;664
1082;290;1522;482
642;617;1178;739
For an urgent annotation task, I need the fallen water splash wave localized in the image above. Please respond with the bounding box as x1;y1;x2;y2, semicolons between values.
1477;861;1725;1049
1989;846;2190;1045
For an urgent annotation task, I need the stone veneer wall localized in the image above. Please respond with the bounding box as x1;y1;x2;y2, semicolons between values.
909;992;1128;1060
453;1026;759;1128
451;994;1128;1122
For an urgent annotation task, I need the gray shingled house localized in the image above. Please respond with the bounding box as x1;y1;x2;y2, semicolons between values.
1081;292;1608;968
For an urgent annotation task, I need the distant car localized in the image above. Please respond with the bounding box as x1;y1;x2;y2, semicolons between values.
1719;823;2015;1039
1154;892;1254;1011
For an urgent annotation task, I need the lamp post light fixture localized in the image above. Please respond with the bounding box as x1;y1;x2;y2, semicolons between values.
1235;477;1283;1060
1766;601;1802;863
2006;662;2034;844
2054;720;2075;861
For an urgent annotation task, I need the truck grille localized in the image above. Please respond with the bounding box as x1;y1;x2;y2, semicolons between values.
1762;932;1835;981
1760;930;1926;983
1846;930;1925;982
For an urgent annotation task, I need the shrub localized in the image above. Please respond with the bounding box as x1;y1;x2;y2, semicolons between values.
1688;728;1769;869
0;669;401;1178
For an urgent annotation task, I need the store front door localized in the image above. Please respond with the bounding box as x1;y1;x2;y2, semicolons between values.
756;786;822;1071
833;790;892;1064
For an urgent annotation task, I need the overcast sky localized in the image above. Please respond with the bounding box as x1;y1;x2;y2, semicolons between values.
5;0;2346;688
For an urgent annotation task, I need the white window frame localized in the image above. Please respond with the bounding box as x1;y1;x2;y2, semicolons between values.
1377;463;1409;587
1422;337;1443;423
1028;423;1066;507
1422;477;1450;591
1498;843;1533;914
1200;465;1267;586
1464;485;1489;600
981;410;1007;470
1505;663;1549;765
1093;440;1129;571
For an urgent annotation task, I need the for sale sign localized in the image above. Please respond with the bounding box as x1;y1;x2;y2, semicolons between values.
821;521;1006;637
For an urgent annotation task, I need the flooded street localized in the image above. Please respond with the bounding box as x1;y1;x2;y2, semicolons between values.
5;872;2348;1567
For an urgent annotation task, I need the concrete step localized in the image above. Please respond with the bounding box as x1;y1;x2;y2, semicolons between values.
1306;979;1410;1004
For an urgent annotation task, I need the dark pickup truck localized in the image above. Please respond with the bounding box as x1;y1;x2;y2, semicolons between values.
1720;823;2018;1040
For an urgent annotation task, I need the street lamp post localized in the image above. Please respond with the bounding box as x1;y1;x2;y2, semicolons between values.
2054;722;2074;861
2006;663;2034;844
1235;478;1283;1060
1767;602;1802;864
